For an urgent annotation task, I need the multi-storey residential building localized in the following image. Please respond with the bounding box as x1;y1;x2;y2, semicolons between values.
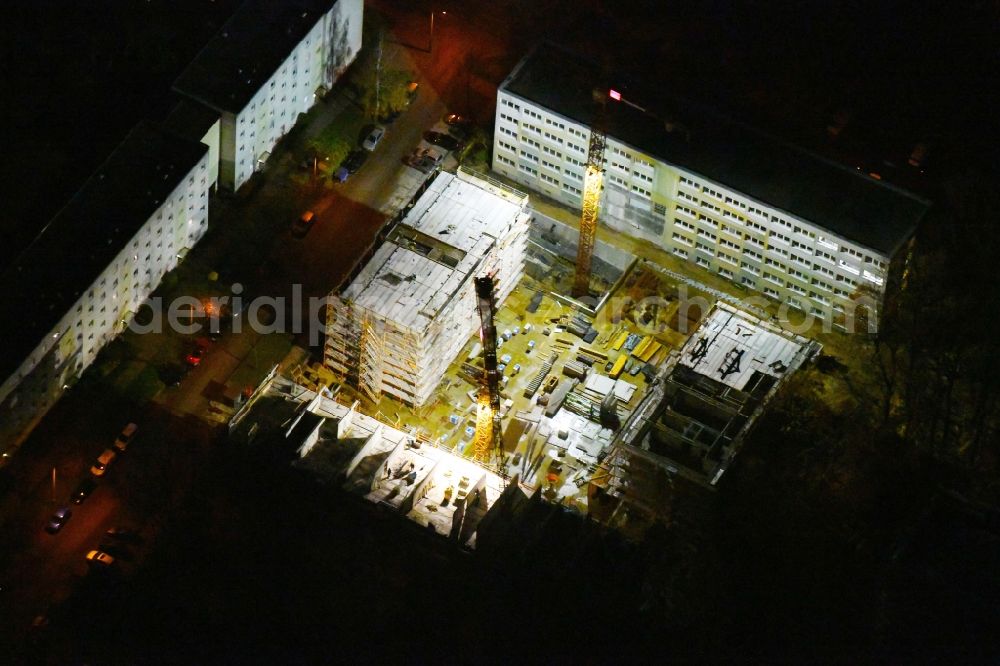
174;0;363;191
0;122;211;453
325;170;531;406
493;43;930;325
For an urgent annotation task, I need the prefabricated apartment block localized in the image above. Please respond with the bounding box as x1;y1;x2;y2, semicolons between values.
174;0;363;191
492;43;930;326
0;122;211;453
325;170;531;406
0;0;366;455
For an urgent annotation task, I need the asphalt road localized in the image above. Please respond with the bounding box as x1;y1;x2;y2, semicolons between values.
0;394;211;655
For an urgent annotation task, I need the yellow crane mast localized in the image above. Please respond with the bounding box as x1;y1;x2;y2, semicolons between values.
572;89;609;298
472;275;505;479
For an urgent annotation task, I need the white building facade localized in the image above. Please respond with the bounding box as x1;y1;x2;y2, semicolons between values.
492;45;929;325
175;0;363;191
0;123;211;454
325;170;531;406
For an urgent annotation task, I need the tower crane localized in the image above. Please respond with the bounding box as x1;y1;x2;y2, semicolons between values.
472;274;505;480
572;89;610;298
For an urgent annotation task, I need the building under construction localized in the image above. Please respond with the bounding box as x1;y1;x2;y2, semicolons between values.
597;303;821;498
325;170;531;406
233;302;818;546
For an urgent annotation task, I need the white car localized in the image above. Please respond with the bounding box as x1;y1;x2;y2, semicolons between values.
362;126;386;151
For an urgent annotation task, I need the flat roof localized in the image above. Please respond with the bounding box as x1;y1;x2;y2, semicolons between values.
162;99;221;143
677;306;809;392
501;43;930;256
341;173;525;333
173;0;337;114
404;172;525;254
0;122;207;382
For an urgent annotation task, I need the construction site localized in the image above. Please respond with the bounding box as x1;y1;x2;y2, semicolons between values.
231;164;820;543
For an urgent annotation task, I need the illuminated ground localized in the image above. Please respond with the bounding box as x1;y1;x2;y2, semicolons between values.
331;251;704;513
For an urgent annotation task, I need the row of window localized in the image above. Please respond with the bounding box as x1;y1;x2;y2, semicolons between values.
676;173;886;268
499;104;890;280
671;224;855;295
675;201;884;275
495;148;584;200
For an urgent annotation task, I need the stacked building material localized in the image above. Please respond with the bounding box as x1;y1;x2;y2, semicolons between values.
563;374;632;423
526;290;544;313
566;313;597;341
610;330;629;351
523;352;558;399
577;347;607;363
631;337;662;362
544;378;577;417
609;354;628;379
562;360;589;380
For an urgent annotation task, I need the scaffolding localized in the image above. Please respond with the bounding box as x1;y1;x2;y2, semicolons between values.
358;313;384;403
323;171;532;408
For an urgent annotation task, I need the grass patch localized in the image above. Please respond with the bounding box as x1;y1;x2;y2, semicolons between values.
307;104;366;174
363;69;415;118
458;140;489;170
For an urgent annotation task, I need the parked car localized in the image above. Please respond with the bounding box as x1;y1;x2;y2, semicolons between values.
333;150;368;182
423;130;462;152
90;449;116;477
44;507;72;534
113;423;138;453
407;147;444;173
71;477;97;504
362;126;386;151
291;210;316;237
85;550;115;567
185;346;204;367
443;113;473;128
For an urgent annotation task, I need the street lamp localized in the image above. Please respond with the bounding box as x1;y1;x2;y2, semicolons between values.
429;10;446;53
